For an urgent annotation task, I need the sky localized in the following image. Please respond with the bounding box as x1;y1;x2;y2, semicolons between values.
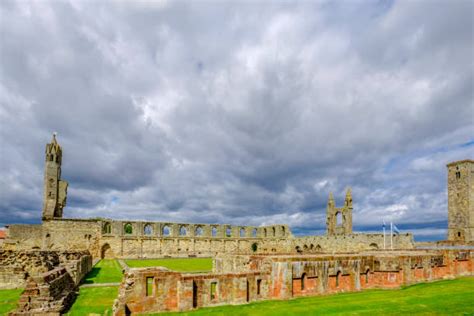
0;0;473;241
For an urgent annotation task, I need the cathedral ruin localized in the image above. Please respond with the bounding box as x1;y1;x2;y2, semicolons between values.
1;136;472;315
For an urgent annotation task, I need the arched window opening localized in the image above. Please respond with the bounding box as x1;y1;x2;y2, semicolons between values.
195;226;203;236
226;226;231;237
264;228;267;237
162;225;171;236
144;224;153;236
251;242;258;252
281;226;285;236
336;271;341;288
301;273;307;291
103;222;112;234
240;228;246;237
369;243;379;250
272;227;276;237
315;244;322;252
303;244;308;251
252;228;257;237
336;212;342;226
124;223;133;235
211;226;217;237
179;226;187;236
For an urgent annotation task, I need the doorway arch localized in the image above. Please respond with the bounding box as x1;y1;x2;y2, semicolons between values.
101;243;114;259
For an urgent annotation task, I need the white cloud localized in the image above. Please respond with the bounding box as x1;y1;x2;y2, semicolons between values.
0;0;472;241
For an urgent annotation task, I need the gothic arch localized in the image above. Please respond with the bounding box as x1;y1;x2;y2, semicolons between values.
144;224;153;235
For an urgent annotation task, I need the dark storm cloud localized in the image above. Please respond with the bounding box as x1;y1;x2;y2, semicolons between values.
0;0;472;241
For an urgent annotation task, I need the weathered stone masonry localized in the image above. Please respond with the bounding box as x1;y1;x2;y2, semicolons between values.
4;136;414;260
112;249;474;315
447;160;474;243
0;250;92;316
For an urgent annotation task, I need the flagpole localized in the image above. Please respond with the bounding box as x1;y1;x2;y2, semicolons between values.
390;222;393;250
383;223;386;250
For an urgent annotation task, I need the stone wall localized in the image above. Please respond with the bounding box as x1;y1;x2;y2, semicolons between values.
5;219;414;260
113;249;473;315
10;267;76;316
113;268;272;315
292;233;415;253
1;250;92;315
0;250;92;289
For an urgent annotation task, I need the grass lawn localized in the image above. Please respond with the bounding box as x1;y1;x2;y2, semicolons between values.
152;277;474;316
125;257;213;272
66;286;118;316
0;288;23;315
83;259;123;284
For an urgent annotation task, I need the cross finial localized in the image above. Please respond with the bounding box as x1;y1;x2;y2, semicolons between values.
51;132;58;144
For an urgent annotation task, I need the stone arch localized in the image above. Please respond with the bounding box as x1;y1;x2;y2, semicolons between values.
103;222;112;234
240;227;246;237
303;244;308;251
226;226;231;237
211;226;217;237
315;244;322;252
179;225;187;236
281;226;286;236
144;224;153;236
162;225;171;236
252;228;257;237
263;228;267;238
369;243;379;250
195;226;203;236
310;244;314;252
101;243;114;259
272;227;276;237
124;223;133;235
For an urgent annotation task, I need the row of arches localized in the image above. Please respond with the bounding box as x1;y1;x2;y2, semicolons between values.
295;244;323;253
103;222;284;238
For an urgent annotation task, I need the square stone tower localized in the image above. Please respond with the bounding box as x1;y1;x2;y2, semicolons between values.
447;159;474;242
42;134;68;220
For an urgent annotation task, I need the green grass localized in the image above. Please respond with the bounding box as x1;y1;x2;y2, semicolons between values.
83;259;123;284
66;286;118;316
152;277;474;315
0;288;23;315
125;257;213;272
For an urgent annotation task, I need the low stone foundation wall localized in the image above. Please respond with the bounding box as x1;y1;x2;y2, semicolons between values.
10;267;76;316
113;249;474;315
0;250;92;315
0;250;92;289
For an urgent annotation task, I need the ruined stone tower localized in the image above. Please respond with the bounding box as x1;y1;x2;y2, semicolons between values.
326;188;353;236
42;134;68;220
447;159;474;242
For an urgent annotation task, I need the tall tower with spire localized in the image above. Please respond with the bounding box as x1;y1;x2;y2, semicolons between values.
42;133;68;220
326;188;353;236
